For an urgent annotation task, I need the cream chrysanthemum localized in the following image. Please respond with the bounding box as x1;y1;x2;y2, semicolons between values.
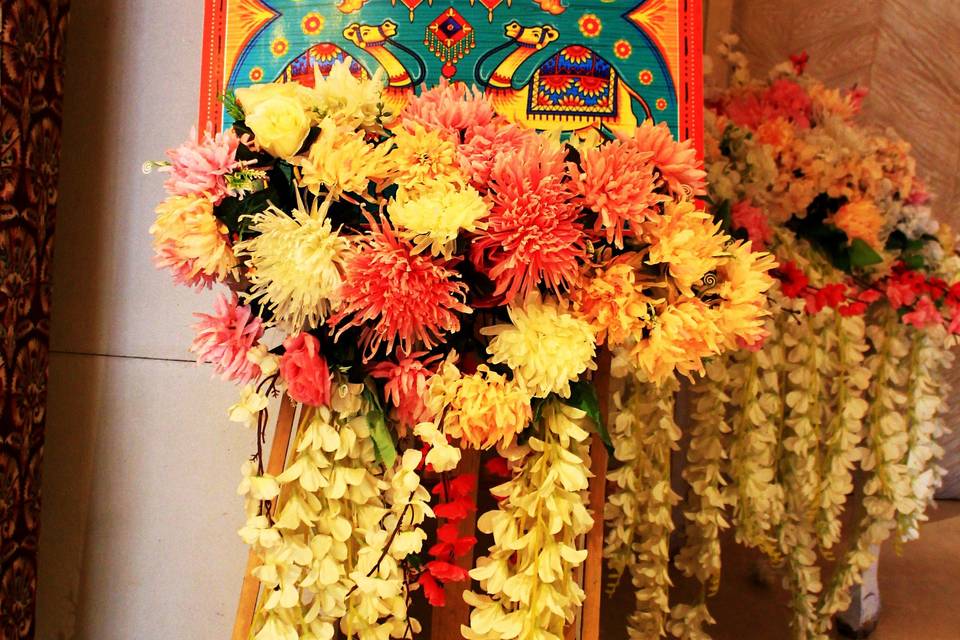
234;197;350;332
311;60;388;130
641;199;728;296
482;293;596;398
388;184;489;257
296;117;392;197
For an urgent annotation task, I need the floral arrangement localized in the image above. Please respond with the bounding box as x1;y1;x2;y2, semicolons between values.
600;37;958;640
147;62;775;640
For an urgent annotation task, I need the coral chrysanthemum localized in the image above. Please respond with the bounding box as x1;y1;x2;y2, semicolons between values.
162;128;241;204
399;80;496;137
388;184;489;258
482;293;596;398
457;119;540;190
331;216;471;359
430;363;532;450
190;293;265;384
150;194;237;288
571;134;663;248
572;256;657;346
641;199;728;296
632;120;708;197
369;351;443;433
471;136;586;300
234;198;350;332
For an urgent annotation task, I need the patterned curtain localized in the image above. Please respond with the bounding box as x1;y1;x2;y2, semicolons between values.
0;1;70;639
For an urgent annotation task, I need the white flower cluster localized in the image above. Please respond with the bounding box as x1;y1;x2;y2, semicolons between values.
240;384;430;640
604;376;681;639
464;402;594;640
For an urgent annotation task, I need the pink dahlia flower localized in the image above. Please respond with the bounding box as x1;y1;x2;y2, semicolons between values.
190;293;265;384
279;333;332;407
162;127;241;204
458;119;539;191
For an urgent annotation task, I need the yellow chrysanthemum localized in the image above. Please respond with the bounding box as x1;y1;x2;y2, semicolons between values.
387;123;465;194
641;199;728;296
482;293;597;398
296;117;392;197
429;363;532;450
828;199;885;250
628;299;724;383
150;194;236;287
234;197;350;332
713;241;777;349
388;184;489;257
572;257;659;346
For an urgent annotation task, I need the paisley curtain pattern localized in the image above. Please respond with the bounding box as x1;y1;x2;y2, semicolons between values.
0;1;70;638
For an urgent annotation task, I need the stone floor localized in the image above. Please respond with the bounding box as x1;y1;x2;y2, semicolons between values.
600;501;960;639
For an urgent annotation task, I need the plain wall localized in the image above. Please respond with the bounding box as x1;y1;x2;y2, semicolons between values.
36;1;257;638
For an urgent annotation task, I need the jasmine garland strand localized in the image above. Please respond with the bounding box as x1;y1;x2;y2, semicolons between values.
668;359;732;639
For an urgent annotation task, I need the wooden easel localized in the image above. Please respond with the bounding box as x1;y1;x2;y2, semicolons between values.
231;355;612;640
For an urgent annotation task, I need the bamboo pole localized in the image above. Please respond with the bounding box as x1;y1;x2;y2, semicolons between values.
231;395;298;640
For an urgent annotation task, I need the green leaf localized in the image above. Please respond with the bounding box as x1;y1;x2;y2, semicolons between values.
903;253;925;270
564;380;612;451
221;90;244;122
849;238;884;268
363;385;397;467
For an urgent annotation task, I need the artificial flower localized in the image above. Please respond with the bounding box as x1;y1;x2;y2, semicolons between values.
331;216;470;359
631;120;707;197
902;296;943;328
471;136;586;299
570;132;662;248
190;293;265;384
228;385;270;428
311;61;387;130
279;333;332;407
296;117;392;197
150;194;236;287
386;123;465;194
483;293;596;398
572;257;656;345
730;199;773;249
387;184;489;257
829;199;886;250
236;83;315;158
641;199;728;297
430;364;532;450
457;119;539;190
777;260;810;298
234;198;350;332
369;351;442;433
162;127;241;204
399;80;495;136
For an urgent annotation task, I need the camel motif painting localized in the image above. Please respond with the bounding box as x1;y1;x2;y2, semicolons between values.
475;21;653;136
342;20;426;116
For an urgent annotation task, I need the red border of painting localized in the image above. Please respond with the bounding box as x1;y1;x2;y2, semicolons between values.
197;1;704;154
199;0;227;132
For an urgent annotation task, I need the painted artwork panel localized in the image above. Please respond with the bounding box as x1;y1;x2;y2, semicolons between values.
200;0;701;147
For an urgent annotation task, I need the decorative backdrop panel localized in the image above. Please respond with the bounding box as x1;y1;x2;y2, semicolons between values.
200;0;701;145
0;1;70;639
